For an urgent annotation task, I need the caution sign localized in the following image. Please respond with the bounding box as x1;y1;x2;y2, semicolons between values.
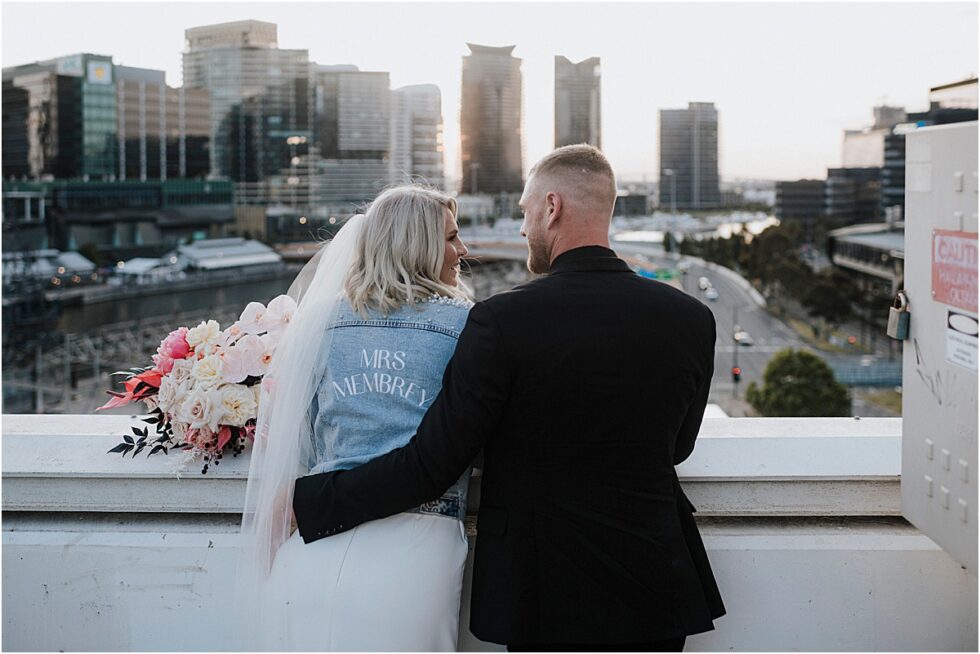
932;229;978;313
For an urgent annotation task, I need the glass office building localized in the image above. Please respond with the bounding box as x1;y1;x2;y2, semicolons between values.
315;66;392;203
554;55;601;149
116;66;211;181
3;54;117;180
460;44;524;194
182;20;312;182
390;84;445;190
659;102;721;210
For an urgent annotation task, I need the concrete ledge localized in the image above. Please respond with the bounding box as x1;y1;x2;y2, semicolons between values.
2;416;902;516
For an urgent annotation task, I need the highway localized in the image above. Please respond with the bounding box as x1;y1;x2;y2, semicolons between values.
466;234;812;415
610;241;808;412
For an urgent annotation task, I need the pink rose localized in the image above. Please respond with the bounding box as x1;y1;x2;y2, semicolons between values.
153;328;192;374
152;352;175;374
160;327;191;360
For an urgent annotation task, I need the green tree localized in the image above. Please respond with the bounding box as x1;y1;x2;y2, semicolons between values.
802;268;859;338
746;348;850;416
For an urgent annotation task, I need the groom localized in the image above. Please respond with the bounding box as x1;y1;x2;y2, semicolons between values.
293;145;725;651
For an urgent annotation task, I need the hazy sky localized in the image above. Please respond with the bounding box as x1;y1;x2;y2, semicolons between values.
2;1;976;181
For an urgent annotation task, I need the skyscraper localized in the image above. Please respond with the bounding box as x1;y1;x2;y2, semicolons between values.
2;54;117;180
314;65;392;203
659;102;721;210
390;84;446;190
182;20;312;182
115;66;210;181
554;56;601;149
460;44;523;194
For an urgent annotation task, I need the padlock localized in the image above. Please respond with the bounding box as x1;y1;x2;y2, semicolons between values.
886;290;910;340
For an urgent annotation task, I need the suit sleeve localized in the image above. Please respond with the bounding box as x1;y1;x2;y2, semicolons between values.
673;306;716;465
293;301;510;543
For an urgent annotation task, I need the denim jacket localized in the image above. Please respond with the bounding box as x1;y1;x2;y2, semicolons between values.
307;295;473;521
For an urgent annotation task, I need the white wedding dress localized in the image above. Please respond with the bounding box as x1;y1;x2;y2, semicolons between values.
265;513;467;651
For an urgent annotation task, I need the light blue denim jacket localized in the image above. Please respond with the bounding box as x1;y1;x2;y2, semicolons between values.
307;295;473;521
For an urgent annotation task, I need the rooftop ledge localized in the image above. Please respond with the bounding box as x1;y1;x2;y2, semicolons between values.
2;415;902;517
5;414;976;653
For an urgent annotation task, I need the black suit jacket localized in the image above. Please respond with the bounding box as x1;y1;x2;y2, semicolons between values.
294;246;725;645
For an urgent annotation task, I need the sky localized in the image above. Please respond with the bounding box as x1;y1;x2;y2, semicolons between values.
1;1;976;182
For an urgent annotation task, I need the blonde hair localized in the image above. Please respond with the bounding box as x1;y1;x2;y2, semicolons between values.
344;185;472;316
529;144;617;214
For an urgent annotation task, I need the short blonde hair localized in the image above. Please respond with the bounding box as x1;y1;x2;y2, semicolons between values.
529;144;617;213
344;185;471;316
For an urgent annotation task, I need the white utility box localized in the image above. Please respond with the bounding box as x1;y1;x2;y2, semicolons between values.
901;121;978;574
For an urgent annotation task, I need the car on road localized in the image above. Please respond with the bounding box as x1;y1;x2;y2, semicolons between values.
733;330;755;346
704;287;719;301
698;276;712;290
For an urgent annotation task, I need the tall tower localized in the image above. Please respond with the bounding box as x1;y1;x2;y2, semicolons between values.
659;102;720;210
182;20;312;182
390;84;446;190
314;65;392;203
554;56;601;149
460;43;523;194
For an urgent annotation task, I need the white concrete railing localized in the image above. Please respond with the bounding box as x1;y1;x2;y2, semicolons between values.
3;415;977;652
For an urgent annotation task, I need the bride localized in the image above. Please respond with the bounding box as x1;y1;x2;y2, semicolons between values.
236;185;473;651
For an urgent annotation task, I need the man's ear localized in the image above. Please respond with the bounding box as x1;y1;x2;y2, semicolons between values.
546;191;562;228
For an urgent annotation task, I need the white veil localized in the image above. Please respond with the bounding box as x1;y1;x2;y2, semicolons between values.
234;214;365;649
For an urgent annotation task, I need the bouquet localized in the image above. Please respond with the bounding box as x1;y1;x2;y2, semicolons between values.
97;295;297;473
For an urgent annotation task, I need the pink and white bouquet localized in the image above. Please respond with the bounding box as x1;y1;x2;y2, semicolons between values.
98;295;297;473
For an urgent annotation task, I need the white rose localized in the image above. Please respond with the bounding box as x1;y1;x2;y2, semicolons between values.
191;354;223;388
186;319;221;348
157;376;179;413
143;396;159;413
169;359;195;385
217;383;258;427
170;419;188;444
179;386;222;433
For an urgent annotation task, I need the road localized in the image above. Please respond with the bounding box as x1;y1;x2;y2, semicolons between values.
611;241;807;414
467;235;807;414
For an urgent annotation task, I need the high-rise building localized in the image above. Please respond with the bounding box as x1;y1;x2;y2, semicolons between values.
182;20;312;182
391;84;446;189
3;54;117;180
3;56;211;183
659;102;720;210
775;180;826;221
115;66;210;181
825;167;881;224
460;44;523;194
554;55;601;149
390;84;446;190
841;105;906;169
314;65;392;203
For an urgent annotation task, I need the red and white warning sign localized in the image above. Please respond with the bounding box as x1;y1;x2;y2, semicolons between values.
932;229;978;314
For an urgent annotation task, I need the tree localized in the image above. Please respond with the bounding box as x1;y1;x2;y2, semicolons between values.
746;348;850;417
802;268;858;338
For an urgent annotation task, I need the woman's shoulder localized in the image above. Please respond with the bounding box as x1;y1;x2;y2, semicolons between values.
409;296;474;334
333;295;473;334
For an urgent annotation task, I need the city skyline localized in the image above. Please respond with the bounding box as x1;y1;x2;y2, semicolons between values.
2;1;976;182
